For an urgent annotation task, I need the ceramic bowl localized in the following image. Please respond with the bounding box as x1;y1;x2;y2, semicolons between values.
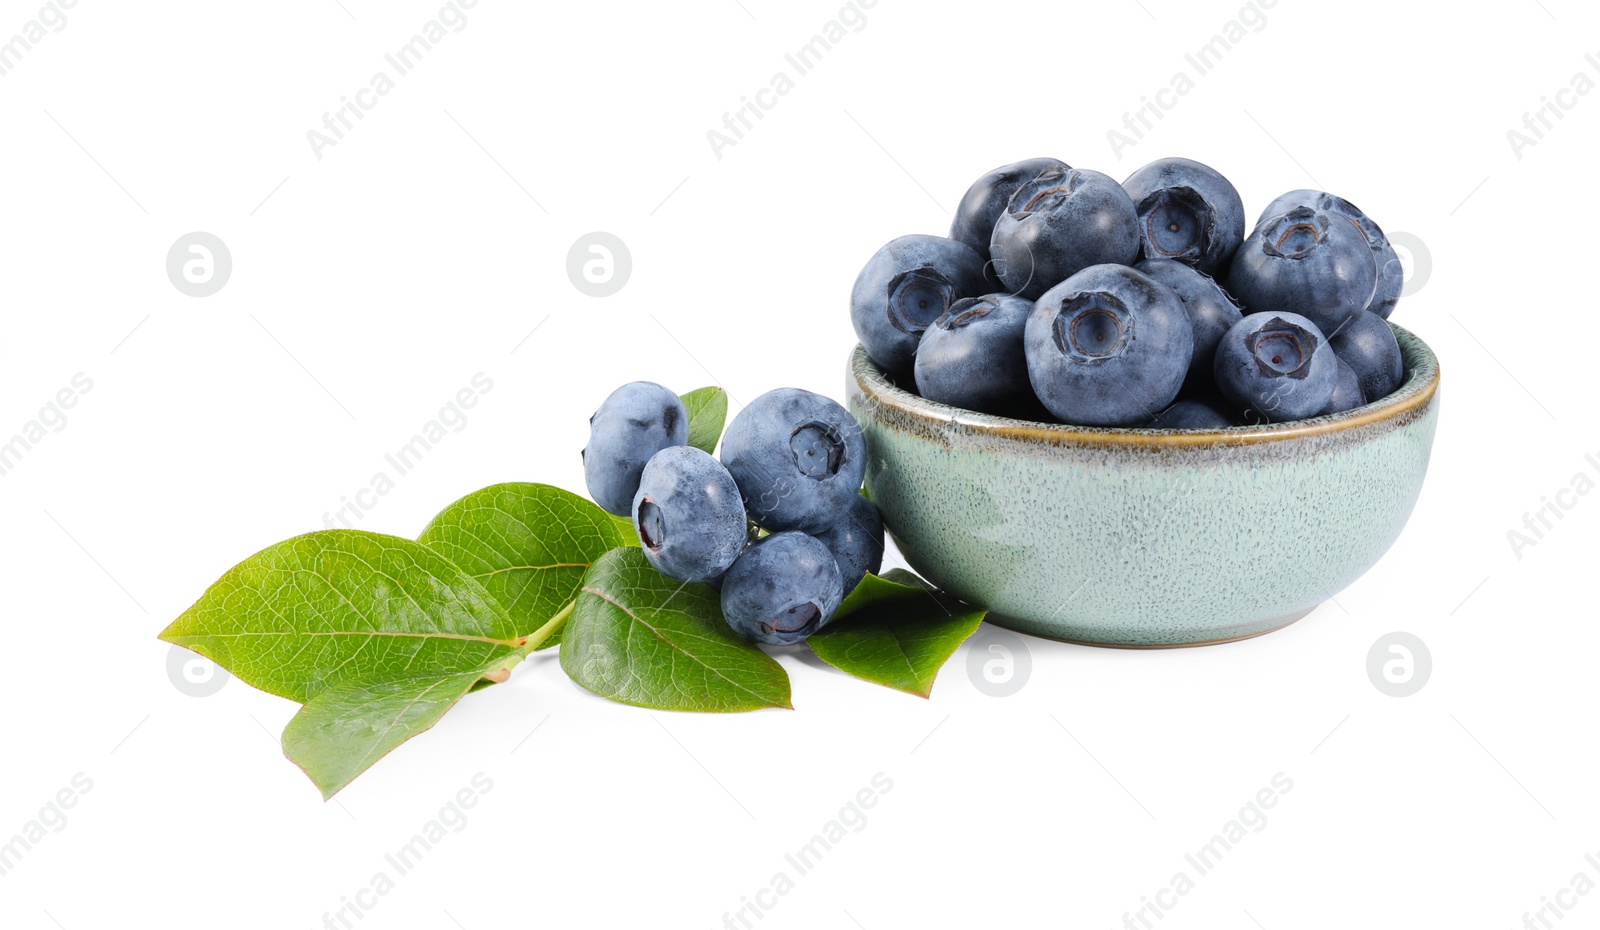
845;323;1441;647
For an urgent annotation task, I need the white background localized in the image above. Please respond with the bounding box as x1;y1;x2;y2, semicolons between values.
1;0;1595;927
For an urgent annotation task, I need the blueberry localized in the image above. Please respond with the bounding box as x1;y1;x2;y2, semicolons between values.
1134;258;1243;392
813;492;884;595
1213;312;1337;423
631;446;747;583
1025;264;1194;426
989;166;1140;300
1369;240;1404;320
1328;310;1404;401
949;157;1071;289
720;532;844;646
850;234;988;375
706;535;756;592
1122;157;1245;276
582;381;688;516
1326;357;1366;415
720;388;867;534
1260;189;1403;319
1148;397;1235;429
1227;205;1377;335
912;293;1037;415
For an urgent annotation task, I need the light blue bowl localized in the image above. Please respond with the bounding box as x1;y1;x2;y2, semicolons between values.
845;324;1441;647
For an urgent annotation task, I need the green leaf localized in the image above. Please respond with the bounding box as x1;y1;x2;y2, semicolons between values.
680;386;729;454
418;483;633;651
283;664;494;800
281;600;573;798
560;548;791;712
863;567;936;597
160;531;523;703
808;572;986;698
609;511;640;547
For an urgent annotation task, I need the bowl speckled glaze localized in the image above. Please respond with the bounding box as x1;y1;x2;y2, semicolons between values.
846;323;1440;647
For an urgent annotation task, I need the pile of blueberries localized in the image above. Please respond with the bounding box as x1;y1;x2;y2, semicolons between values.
583;382;884;645
851;156;1408;427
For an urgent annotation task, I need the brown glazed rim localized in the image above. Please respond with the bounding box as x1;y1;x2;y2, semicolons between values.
851;321;1441;448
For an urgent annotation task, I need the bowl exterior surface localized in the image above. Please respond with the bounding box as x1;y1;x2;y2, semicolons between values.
846;326;1439;646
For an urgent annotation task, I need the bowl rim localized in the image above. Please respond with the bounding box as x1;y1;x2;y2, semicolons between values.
850;321;1440;447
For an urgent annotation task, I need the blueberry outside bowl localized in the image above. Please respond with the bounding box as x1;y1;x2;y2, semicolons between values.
845;323;1440;647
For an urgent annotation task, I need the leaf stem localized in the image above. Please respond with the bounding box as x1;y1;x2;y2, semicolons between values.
515;599;576;657
477;600;578;685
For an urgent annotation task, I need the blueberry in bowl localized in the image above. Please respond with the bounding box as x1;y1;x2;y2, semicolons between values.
1122;157;1246;276
1134;258;1243;392
989;166;1140;300
913;293;1037;417
1260;189;1404;319
1326;358;1366;415
1024;264;1194;427
1227;205;1378;336
1329;309;1404;401
1213;311;1338;423
839;153;1439;644
1147;397;1236;429
850;234;988;376
950;157;1070;289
